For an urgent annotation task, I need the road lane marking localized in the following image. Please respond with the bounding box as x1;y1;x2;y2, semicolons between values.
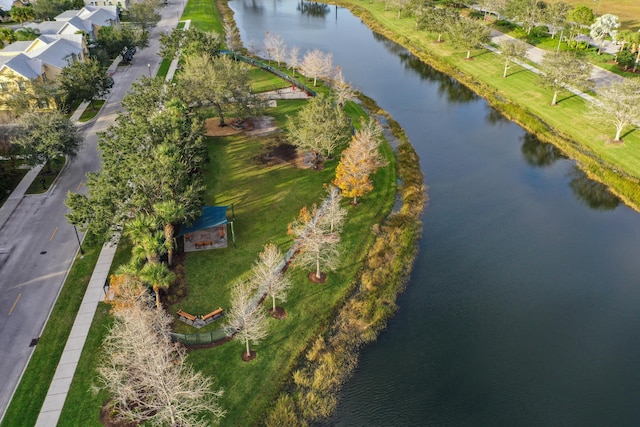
49;227;58;242
8;293;21;316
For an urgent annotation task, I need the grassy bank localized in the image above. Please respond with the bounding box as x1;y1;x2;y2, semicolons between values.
331;0;640;210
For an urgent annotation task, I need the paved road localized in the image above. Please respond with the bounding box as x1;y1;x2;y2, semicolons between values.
0;1;184;421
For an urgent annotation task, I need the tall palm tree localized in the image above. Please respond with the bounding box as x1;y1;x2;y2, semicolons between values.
139;262;175;310
153;200;186;267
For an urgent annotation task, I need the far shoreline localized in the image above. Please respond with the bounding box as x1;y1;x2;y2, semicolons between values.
326;0;640;213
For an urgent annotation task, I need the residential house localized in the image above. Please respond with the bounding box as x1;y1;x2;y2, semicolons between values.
0;34;88;111
30;6;120;41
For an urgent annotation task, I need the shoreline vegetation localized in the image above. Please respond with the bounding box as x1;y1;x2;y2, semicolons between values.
327;0;640;212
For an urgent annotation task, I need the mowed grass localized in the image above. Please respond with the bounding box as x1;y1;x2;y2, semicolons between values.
182;0;223;32
547;0;640;31
337;0;640;182
53;91;396;426
177;100;395;426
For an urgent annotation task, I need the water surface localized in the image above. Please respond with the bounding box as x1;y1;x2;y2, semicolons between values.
229;2;640;425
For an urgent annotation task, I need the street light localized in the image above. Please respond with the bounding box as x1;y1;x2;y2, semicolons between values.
73;225;84;256
147;63;151;78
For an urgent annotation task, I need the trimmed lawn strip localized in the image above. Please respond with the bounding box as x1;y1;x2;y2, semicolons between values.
331;0;640;208
78;100;105;122
24;156;66;195
0;244;102;427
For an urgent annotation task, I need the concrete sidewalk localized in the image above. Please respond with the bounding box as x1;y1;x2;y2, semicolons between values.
34;241;116;427
489;30;624;91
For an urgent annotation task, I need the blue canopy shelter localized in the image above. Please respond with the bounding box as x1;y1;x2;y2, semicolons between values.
178;206;235;252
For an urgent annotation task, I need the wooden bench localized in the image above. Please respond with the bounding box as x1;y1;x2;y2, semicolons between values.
195;241;213;249
201;307;224;321
177;309;197;321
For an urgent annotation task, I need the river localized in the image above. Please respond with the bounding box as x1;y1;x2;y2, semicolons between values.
229;1;640;425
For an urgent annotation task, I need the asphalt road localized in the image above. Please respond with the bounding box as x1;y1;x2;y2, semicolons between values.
0;1;183;420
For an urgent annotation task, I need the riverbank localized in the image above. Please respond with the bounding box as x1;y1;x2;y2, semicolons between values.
329;0;640;211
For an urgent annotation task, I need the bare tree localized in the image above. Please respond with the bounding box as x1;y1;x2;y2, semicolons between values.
499;40;528;78
588;79;640;142
225;280;269;361
252;243;292;318
288;45;301;76
330;67;355;107
319;185;348;233
539;51;592;105
223;21;242;53
289;204;341;283
96;295;226;426
300;49;332;86
264;31;287;66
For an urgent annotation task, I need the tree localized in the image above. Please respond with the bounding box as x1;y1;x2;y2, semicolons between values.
299;49;332;86
139;262;175;310
225;280;269;361
288;204;341;282
503;0;546;35
0;28;16;45
288;45;301;76
66;94;205;244
477;0;507;19
97;25;149;60
58;58;111;107
96;295;225;426
566;5;595;48
14;26;39;41
126;0;162;30
285;95;352;168
264;31;287;65
125;213;167;265
588;79;640;143
177;53;257;126
590;14;620;55
32;0;83;20
416;5;459;43
318;185;347;233
223;21;242;53
13;111;81;171
543;1;570;39
10;6;34;25
159;27;222;60
153;200;185;267
447;17;491;59
333;120;388;205
499;39;527;78
539;51;592;105
252;243;292;317
330;67;354;107
3;78;62;116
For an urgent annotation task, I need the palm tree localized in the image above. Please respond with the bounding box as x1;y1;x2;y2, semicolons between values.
0;28;16;46
153;200;186;267
139;262;176;310
125;214;167;265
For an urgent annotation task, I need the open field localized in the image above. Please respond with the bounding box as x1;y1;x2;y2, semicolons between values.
548;0;640;30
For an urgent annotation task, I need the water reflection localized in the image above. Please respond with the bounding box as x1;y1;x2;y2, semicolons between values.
485;106;509;126
241;0;264;14
521;133;565;167
569;168;620;210
396;52;478;104
297;0;330;17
